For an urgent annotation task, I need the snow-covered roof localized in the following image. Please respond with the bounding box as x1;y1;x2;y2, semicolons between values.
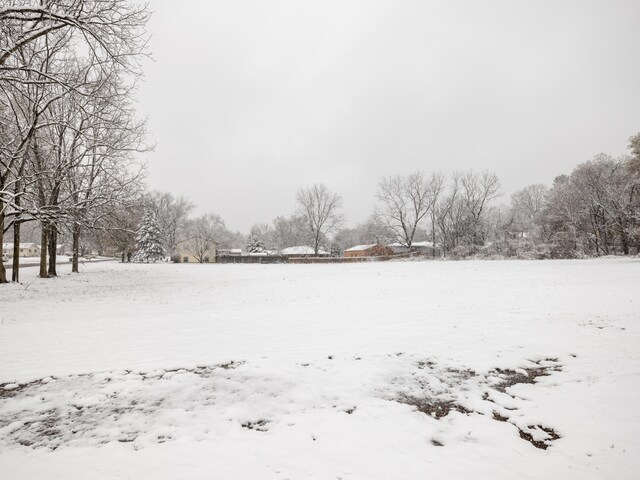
388;241;434;248
2;243;38;249
280;246;314;255
344;244;377;252
280;246;328;256
412;241;434;248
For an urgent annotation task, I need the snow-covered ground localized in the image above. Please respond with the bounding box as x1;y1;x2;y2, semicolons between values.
0;258;638;479
2;255;115;268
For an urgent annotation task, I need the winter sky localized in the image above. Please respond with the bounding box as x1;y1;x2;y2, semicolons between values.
137;0;640;232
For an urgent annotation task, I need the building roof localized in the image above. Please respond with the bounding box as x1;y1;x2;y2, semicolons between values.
280;246;328;256
218;248;242;255
2;243;39;249
344;244;378;252
412;241;435;248
388;241;435;248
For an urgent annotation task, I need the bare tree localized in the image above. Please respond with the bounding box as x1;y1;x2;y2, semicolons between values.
376;171;443;248
102;200;144;263
361;213;395;246
332;215;393;252
511;185;547;225
460;170;502;248
571;155;638;255
434;172;466;255
296;184;343;255
0;36;74;281
629;132;640;175
147;191;194;256
427;172;446;255
0;0;151;283
181;214;226;263
271;215;311;250
509;184;548;247
0;1;150;73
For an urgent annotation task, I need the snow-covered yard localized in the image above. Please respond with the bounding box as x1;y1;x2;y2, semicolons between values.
2;255;115;268
0;258;639;479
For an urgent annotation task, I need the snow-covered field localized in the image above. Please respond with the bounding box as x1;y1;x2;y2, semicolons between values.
2;255;115;268
0;258;638;479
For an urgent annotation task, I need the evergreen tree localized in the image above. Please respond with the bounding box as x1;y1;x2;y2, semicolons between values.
245;233;265;253
133;211;165;262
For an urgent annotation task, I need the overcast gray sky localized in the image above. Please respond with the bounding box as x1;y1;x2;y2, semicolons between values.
137;0;640;233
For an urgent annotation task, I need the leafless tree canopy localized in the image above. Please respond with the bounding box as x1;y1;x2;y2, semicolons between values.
0;0;151;283
296;184;343;254
147;191;194;256
271;215;312;251
376;171;443;247
0;0;150;73
180;214;226;263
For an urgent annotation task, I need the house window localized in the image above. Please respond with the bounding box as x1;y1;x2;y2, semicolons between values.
20;248;24;253
183;257;189;263
204;257;210;263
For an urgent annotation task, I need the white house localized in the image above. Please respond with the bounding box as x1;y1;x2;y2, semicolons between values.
174;239;217;263
2;242;41;257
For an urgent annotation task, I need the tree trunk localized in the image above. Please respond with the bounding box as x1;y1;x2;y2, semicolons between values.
11;177;22;282
591;214;600;255
39;226;48;278
12;220;20;282
431;213;436;258
621;229;630;255
48;226;58;276
72;224;81;273
0;210;7;283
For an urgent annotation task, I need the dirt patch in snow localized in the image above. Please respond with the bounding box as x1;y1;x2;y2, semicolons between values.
1;356;566;452
391;357;564;449
491;410;561;450
241;419;269;432
396;394;472;419
0;379;46;399
517;425;561;450
492;358;562;394
0;361;252;450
